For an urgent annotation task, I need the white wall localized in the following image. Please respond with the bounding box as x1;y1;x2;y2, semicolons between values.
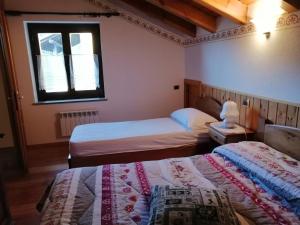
185;16;300;104
5;0;185;145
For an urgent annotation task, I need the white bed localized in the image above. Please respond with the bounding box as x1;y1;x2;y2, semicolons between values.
68;97;222;167
70;117;211;157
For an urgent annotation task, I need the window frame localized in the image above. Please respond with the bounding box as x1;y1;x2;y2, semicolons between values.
27;23;105;102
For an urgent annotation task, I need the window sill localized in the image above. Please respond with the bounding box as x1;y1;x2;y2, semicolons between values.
32;98;107;105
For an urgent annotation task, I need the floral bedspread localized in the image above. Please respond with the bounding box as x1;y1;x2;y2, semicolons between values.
213;141;300;217
40;149;300;225
40;157;214;225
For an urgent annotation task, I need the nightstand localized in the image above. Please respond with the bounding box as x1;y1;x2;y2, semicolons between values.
208;122;255;145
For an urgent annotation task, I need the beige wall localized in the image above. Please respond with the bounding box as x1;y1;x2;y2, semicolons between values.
185;14;300;104
0;65;14;148
5;0;185;145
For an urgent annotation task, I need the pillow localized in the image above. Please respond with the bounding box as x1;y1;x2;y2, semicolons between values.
148;185;240;225
171;108;218;130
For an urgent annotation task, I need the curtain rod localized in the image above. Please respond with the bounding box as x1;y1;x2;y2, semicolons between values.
5;10;120;17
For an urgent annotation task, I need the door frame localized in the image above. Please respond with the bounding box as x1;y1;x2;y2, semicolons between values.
0;1;28;172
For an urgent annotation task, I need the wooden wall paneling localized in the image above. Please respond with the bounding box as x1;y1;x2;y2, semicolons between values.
286;105;298;127
235;94;241;124
240;105;247;126
225;91;230;101
202;84;212;98
190;86;199;107
260;99;269;119
216;89;222;103
245;97;253;129
207;86;213;98
297;107;300;128
184;82;190;107
184;79;201;108
251;98;261;130
268;101;278;124
239;95;247;126
229;92;236;102
220;90;226;103
276;103;288;126
198;83;203;98
212;88;217;100
201;85;207;97
186;81;300;131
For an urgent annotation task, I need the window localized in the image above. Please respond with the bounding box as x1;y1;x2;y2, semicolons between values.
27;23;105;102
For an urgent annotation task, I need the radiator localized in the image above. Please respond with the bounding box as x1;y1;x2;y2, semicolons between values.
59;110;100;137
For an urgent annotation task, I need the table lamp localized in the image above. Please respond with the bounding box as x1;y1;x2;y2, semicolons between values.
220;101;239;129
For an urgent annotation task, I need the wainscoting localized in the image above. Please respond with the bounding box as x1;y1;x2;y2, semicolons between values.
184;79;300;131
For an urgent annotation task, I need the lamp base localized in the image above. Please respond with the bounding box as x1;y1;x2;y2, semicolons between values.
222;120;236;129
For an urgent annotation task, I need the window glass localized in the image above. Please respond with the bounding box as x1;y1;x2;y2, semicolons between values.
27;23;104;102
37;33;68;93
69;33;98;91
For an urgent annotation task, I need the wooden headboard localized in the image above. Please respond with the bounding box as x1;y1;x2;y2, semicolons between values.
184;79;222;120
195;97;222;120
264;125;300;160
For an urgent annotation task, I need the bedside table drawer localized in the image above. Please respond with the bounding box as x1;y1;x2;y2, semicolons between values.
209;129;226;144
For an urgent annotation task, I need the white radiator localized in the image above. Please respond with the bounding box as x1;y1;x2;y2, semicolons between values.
59;110;100;137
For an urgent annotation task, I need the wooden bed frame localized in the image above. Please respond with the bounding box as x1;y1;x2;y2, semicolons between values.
264;124;300;160
69;142;216;168
68;96;221;168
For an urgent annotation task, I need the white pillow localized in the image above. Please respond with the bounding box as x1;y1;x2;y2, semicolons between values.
171;108;218;130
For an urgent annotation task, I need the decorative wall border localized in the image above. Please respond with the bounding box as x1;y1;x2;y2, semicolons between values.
183;12;300;46
88;0;185;45
88;1;300;47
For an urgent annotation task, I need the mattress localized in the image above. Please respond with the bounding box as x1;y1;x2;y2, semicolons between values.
40;149;300;224
70;118;209;157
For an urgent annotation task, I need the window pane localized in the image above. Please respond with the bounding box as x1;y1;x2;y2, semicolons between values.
37;33;68;93
69;33;99;91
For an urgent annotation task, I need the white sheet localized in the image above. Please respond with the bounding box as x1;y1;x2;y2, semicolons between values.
70;118;210;157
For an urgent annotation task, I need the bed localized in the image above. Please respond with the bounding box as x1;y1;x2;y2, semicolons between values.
40;125;300;224
69;97;222;168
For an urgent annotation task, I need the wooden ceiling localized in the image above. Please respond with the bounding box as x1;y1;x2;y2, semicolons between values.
118;0;300;37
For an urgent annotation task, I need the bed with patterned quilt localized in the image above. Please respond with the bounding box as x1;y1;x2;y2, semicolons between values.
39;140;300;225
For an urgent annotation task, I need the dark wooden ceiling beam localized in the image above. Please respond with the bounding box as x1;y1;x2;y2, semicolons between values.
119;0;197;37
285;0;300;9
281;0;300;12
145;0;217;32
241;0;299;13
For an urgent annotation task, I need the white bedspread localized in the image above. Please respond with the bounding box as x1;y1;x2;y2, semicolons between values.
70;118;209;157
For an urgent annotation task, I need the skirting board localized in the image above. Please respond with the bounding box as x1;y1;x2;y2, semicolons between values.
26;141;69;151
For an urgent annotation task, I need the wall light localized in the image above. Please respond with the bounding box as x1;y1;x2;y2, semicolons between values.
251;0;284;38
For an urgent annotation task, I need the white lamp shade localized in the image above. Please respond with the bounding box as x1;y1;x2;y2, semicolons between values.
220;101;239;128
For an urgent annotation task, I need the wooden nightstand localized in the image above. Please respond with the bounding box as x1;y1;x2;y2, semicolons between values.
209;122;255;145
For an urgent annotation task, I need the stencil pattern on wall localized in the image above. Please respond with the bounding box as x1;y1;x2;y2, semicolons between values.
87;0;300;47
184;12;300;46
88;0;185;45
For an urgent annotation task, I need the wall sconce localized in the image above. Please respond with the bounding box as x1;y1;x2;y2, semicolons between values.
251;0;284;38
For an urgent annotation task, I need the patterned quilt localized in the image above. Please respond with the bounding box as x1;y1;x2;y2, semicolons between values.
40;150;300;225
213;141;300;216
